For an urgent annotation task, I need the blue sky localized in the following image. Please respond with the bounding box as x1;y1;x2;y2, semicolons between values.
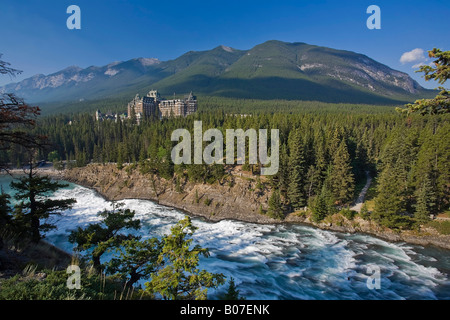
0;0;449;88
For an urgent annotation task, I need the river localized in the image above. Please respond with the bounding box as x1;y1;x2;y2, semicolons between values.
1;176;450;299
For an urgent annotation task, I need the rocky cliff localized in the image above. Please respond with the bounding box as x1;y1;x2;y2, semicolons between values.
60;164;450;250
62;163;278;224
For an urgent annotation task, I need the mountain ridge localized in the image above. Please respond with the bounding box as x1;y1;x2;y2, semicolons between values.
1;40;433;105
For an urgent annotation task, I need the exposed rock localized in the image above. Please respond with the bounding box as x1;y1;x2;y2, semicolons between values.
62;163;278;224
60;164;450;250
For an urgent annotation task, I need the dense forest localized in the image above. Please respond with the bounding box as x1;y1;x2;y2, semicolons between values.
2;101;449;229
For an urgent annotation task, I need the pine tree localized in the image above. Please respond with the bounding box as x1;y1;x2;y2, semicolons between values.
145;216;225;300
93;144;101;163
398;48;450;115
360;202;370;220
194;189;200;204
267;189;284;220
329;139;355;205
107;237;162;289
69;202;141;271
373;164;406;228
414;176;436;223
327;127;343;162
157;146;174;180
311;197;326;223
11;163;76;243
117;144;124;170
175;176;183;193
277;143;289;198
0;190;12;250
222;277;244;300
0;190;11;227
311;185;330;222
287;129;306;210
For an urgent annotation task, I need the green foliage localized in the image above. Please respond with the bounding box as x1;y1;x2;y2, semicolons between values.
426;220;450;235
69;202;141;271
414;176;435;223
276;144;289;197
287;128;306;209
400;88;450;115
0;215;226;300
194;189;200;204
0;191;12;229
373;164;406;228
222;277;245;300
267;189;284;220
156;146;174;180
107;238;162;288
2;98;449;234
204;196;212;206
418;48;450;85
340;208;357;220
175;176;183;193
16;41;432;116
359;202;370;220
11;168;76;243
47;150;60;162
398;48;450;115
145;216;225;300
0;267;124;300
329;140;355;204
311;194;328;223
258;204;265;215
209;164;225;183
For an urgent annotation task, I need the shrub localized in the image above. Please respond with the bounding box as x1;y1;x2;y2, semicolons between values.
426;220;450;235
340;208;357;220
359;203;370;220
0;267;124;300
204;197;212;206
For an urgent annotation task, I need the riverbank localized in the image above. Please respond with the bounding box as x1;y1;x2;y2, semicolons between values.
44;163;448;250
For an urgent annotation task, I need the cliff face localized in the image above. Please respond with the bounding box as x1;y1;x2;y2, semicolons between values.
61;164;450;250
62;163;278;224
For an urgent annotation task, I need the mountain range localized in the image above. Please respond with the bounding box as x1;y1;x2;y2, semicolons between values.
0;40;433;105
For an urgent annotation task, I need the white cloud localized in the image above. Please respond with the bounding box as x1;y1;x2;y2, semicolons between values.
400;48;425;64
411;62;426;69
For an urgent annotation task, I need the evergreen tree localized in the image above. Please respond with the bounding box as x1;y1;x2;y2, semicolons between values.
129;106;137;124
360;202;370;220
328;127;342;160
277;144;289;198
414;176;436;223
145;216;225;300
0;190;11;227
0;190;12;250
329;139;355;205
117;143;125;170
398;48;450;115
157;146;174;180
222;277;244;300
209;163;225;183
69;202;141;271
267;189;284;220
305;165;319;198
194;189;200;204
11;163;76;243
175;176;183;193
187;164;207;183
107;237;162;289
92;144;101;163
311;185;329;223
373;164;407;228
287;129;306;209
